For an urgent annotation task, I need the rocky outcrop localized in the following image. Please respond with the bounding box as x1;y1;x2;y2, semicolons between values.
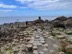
33;16;44;25
54;16;67;21
51;16;67;28
64;17;72;28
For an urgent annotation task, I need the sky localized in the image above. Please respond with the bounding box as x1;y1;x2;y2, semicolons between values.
0;0;72;16
0;0;72;24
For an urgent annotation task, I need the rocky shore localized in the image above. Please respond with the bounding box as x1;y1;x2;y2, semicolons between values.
0;16;72;54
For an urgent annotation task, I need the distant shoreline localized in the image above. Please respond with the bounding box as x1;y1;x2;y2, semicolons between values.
0;16;71;25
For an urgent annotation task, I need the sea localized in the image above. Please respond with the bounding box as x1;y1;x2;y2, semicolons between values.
0;16;58;25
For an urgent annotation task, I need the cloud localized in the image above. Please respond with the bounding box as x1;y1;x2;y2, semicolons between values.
16;0;60;3
28;2;71;10
16;0;72;10
0;3;17;8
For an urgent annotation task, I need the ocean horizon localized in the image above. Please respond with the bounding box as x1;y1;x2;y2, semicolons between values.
0;16;58;25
